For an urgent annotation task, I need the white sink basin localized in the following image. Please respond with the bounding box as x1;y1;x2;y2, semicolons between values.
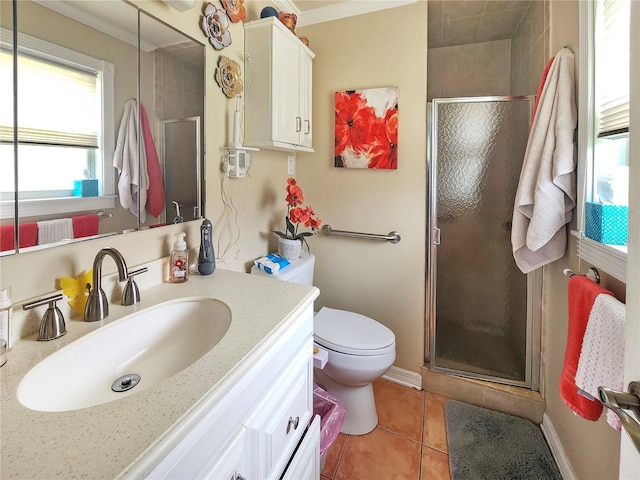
17;298;231;412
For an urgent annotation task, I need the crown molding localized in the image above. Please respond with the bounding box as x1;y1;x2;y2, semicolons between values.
31;0;158;52
273;0;301;16
296;0;417;27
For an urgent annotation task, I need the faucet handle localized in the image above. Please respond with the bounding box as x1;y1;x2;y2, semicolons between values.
23;294;66;341
122;267;148;306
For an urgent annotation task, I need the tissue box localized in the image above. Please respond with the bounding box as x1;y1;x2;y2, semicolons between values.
585;202;628;246
254;253;290;274
73;179;98;197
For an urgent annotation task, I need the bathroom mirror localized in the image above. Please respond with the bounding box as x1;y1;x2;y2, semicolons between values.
0;0;205;255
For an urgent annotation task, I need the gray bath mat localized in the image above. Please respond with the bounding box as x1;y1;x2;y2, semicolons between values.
445;400;562;480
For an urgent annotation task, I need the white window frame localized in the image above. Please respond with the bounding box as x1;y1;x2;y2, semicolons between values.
0;29;116;220
575;0;627;282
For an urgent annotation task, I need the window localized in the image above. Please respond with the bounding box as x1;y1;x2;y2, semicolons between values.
577;0;630;282
0;30;115;219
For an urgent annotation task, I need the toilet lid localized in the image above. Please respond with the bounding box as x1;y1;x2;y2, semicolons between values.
313;307;395;356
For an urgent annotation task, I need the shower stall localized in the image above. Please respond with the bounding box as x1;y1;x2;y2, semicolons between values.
427;96;540;388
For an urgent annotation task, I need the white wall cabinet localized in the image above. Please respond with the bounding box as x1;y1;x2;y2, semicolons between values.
244;17;315;152
146;306;319;480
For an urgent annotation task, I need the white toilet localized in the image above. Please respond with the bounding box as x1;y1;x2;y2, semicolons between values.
251;252;396;435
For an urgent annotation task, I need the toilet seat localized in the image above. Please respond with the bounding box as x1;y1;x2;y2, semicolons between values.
314;307;395;356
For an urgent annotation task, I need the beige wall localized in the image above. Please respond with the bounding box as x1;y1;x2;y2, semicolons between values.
295;2;428;373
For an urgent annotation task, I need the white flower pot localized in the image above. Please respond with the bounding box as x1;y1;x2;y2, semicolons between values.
278;237;302;261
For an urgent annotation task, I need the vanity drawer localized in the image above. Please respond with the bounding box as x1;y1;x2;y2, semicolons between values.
243;339;313;479
281;414;320;480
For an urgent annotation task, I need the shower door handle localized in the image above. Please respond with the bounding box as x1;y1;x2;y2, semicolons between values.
433;227;441;245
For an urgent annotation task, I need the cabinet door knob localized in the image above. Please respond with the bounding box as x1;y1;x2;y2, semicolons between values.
286;416;300;434
296;117;302;132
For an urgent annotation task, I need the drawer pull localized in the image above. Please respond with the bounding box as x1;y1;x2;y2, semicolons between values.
286;416;300;434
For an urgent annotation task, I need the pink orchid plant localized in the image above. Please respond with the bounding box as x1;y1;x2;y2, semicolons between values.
272;178;322;250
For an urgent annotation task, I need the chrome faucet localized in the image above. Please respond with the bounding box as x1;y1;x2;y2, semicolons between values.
84;248;129;322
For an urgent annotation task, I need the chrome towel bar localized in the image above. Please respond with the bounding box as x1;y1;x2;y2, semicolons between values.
563;267;600;284
321;225;401;244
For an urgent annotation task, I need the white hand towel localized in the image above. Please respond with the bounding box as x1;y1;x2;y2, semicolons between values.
37;218;73;245
511;48;577;273
113;99;149;222
575;293;626;430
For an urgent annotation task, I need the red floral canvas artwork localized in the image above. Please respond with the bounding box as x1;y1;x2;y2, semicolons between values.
334;87;398;169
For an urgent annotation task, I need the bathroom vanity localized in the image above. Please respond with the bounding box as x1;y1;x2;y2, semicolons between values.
0;266;320;479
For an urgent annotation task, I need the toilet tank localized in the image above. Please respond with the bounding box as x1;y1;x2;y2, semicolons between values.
251;252;315;285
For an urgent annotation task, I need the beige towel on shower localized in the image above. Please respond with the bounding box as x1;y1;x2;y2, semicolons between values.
113;99;149;223
511;48;577;273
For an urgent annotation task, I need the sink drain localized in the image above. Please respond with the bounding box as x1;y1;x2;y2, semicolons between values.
111;374;141;392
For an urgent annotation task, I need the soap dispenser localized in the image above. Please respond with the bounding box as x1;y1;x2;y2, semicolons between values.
198;219;215;275
169;232;189;283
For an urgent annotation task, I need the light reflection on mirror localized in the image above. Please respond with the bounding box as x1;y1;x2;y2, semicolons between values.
0;0;204;256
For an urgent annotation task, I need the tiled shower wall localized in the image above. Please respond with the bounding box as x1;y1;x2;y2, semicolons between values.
510;0;549;97
427;1;549;100
427;39;511;100
155;44;204;121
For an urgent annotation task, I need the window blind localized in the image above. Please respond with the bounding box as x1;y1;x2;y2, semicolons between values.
0;49;100;147
596;0;630;137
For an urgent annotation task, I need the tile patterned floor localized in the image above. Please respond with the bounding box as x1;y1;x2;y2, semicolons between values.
321;378;451;480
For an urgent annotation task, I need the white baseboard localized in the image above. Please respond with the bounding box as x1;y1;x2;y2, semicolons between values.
383;366;423;390
541;413;576;480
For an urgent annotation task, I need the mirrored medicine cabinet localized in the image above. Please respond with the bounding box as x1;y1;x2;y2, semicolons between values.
0;0;205;256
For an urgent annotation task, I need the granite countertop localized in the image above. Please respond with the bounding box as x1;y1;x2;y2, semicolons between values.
0;268;318;479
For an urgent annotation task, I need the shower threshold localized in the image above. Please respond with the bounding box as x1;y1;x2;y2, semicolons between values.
421;365;544;424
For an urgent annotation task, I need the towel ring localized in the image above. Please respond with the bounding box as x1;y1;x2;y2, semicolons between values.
563;267;600;284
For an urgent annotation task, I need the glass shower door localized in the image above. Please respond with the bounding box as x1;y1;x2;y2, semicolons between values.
428;97;533;386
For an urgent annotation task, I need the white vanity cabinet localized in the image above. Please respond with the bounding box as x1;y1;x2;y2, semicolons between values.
146;305;319;480
244;17;315;152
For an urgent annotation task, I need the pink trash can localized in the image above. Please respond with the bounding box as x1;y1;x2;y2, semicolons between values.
313;383;346;469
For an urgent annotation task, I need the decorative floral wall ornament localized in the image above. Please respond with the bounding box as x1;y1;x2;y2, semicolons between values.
278;12;297;34
215;56;243;98
335;87;399;169
221;0;246;23
201;3;232;50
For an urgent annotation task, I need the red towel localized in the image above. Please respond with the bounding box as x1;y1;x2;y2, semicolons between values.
559;275;613;420
531;55;555;129
72;215;100;238
0;223;38;252
139;104;165;218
